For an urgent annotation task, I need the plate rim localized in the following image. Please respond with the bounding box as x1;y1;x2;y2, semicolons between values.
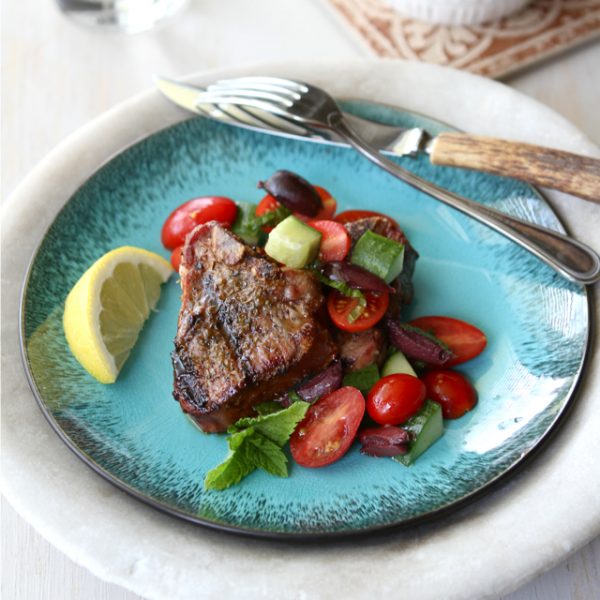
17;98;592;540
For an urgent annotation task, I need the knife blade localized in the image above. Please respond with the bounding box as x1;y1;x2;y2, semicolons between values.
154;76;427;159
155;76;600;204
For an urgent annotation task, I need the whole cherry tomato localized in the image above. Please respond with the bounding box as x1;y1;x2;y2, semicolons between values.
161;196;237;250
367;374;426;425
409;316;486;367
290;386;365;468
327;290;389;333
422;369;477;419
308;219;350;262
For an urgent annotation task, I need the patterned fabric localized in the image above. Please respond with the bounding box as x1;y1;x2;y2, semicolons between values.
329;0;600;77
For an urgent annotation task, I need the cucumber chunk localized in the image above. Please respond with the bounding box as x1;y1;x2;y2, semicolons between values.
265;215;322;268
342;363;380;395
351;230;404;283
382;351;417;378
393;400;443;466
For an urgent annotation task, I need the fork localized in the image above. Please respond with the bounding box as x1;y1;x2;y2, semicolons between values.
198;77;600;285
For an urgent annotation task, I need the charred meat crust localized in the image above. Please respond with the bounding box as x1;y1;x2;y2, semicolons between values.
335;327;387;373
172;222;336;432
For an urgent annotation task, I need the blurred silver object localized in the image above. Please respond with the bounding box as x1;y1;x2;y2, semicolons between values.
56;0;187;33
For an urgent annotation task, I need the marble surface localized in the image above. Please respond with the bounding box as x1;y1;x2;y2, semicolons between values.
2;1;600;599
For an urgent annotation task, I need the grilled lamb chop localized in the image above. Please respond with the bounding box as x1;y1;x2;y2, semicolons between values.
344;216;418;316
172;222;337;432
335;328;387;372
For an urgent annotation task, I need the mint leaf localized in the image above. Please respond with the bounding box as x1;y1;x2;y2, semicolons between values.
231;202;262;245
204;450;256;491
343;363;380;394
246;435;288;477
256;204;290;227
228;401;309;446
228;426;256;450
204;428;256;490
204;403;309;491
254;401;285;416
204;428;289;490
312;270;366;322
287;390;303;404
231;203;291;246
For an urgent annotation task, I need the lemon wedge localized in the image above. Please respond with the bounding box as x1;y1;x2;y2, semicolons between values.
63;246;172;383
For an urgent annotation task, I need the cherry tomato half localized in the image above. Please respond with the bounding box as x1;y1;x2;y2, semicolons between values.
170;246;183;271
367;374;426;425
290;386;365;468
327;290;389;333
422;369;477;419
334;209;399;229
409;316;487;367
308;219;350;262
161;196;237;250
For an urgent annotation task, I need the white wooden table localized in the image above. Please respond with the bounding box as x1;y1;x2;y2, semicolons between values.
2;1;599;598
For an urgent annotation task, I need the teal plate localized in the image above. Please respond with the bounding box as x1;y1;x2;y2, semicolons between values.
21;101;590;538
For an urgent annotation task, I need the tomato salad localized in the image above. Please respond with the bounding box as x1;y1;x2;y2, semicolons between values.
161;170;486;490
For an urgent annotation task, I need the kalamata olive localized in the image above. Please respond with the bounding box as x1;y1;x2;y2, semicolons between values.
258;170;322;217
387;321;454;366
321;261;395;294
359;426;411;457
296;360;343;403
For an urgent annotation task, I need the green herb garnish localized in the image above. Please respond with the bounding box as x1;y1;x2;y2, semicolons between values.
253;400;284;416
204;401;309;491
231;202;290;246
342;363;380;394
312;270;366;322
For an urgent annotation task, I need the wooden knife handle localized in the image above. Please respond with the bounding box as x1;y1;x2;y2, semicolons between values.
428;132;600;203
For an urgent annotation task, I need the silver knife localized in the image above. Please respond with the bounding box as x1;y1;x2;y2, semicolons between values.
155;76;600;204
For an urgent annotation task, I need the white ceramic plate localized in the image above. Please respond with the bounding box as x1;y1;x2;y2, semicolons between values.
2;59;600;600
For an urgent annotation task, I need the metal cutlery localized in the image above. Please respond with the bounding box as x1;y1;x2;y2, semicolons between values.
155;75;600;285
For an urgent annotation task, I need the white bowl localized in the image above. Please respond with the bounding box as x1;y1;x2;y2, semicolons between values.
390;0;531;25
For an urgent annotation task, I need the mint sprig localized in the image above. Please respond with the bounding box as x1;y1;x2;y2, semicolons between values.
204;401;309;491
311;270;366;322
228;400;309;446
231;202;291;246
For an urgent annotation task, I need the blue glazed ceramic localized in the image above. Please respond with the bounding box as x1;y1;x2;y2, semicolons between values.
21;101;590;537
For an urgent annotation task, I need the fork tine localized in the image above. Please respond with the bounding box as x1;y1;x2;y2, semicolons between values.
207;103;312;136
199;89;294;108
209;82;302;101
194;103;232;121
214;76;308;93
208;80;303;101
224;105;313;136
194;92;292;119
